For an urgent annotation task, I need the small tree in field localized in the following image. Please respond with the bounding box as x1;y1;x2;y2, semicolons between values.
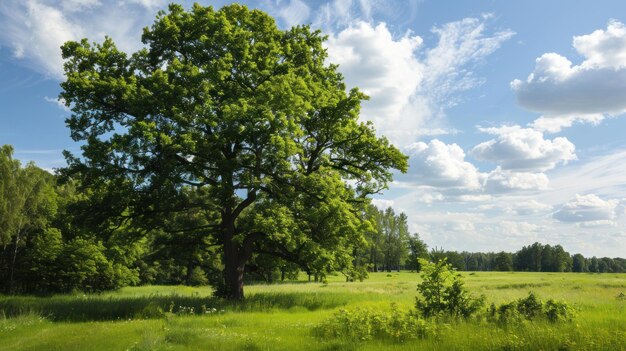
415;258;484;318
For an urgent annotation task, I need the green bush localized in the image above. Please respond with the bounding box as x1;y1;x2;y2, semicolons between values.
487;292;574;325
316;304;435;342
415;258;484;318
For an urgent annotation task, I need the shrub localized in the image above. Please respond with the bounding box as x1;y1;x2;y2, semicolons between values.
487;292;574;325
516;291;543;319
415;258;484;318
544;299;572;322
315;304;435;342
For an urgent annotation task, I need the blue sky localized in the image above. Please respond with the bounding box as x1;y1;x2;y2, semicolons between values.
2;0;626;257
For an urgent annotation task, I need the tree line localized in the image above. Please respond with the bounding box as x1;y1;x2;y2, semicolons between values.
4;147;620;296
410;243;626;273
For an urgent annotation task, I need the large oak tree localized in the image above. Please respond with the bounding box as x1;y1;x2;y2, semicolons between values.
60;3;407;299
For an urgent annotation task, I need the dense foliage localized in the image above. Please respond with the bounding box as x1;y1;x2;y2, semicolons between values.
58;3;407;299
0;146;140;293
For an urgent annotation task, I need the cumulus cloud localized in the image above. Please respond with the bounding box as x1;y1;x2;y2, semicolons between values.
512;20;626;132
553;194;619;224
326;16;513;146
484;167;549;193
0;0;160;78
405;139;484;190
574;20;626;69
400;138;555;198
326;21;424;125
530;114;604;133
471;125;576;171
0;0;83;78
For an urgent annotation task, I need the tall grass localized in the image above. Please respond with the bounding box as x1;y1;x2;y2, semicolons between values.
0;291;348;322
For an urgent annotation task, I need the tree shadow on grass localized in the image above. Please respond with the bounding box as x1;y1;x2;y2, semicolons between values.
0;291;347;322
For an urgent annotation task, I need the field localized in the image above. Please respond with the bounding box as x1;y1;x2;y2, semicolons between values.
1;272;625;351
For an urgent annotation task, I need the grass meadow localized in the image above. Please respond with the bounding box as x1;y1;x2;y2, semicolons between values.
0;272;624;350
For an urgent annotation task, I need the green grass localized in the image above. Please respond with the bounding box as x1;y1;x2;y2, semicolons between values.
0;272;625;350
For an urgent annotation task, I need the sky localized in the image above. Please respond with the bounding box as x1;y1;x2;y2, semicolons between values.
2;0;626;257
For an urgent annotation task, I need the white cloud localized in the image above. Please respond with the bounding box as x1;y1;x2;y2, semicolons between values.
371;198;394;210
495;220;543;237
512;21;626;132
418;191;445;204
125;0;164;9
314;0;374;28
530;114;604;133
326;16;513;146
574;19;626;69
578;220;616;228
44;96;70;112
60;0;102;12
484;167;549;193
547;149;626;201
405;139;484;190
12;45;25;58
0;0;83;78
0;0;158;78
399;137;555;197
456;194;493;202
443;220;476;233
274;0;310;27
553;194;619;223
326;21;423;130
422;16;515;105
471;125;576;171
505;200;552;216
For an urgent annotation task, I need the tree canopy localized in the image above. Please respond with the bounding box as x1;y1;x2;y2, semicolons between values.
60;3;408;299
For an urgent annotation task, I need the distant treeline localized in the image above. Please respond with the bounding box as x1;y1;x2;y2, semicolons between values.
418;243;626;273
346;207;626;274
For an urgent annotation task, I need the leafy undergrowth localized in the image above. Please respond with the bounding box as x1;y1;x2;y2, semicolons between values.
316;261;576;345
487;291;574;325
315;303;435;342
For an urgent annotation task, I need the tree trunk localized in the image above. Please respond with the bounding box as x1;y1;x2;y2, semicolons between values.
222;239;245;300
9;226;23;292
185;260;194;286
